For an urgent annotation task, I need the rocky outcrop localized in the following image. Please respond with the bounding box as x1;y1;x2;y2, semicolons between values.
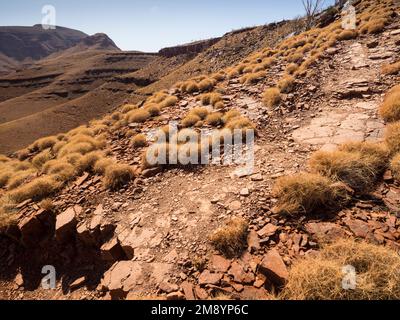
158;38;221;58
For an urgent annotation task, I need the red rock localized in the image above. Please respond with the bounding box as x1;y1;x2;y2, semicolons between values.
101;261;144;300
159;281;179;294
259;249;289;286
383;170;394;183
198;270;222;286
100;238;126;262
18;214;44;246
228;261;255;284
166;292;185;300
55;206;81;242
209;255;231;273
257;223;278;238
194;286;209;300
344;218;372;239
383;187;400;214
240;286;271;300
70;276;86;291
181;281;195;300
247;230;261;253
305;222;347;242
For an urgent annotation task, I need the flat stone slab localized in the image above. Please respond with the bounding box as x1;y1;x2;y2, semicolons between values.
293;110;384;149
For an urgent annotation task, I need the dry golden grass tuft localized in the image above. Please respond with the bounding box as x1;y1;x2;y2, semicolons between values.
159;96;178;108
272;173;348;216
93;158;114;175
222;110;241;124
181;114;201;128
239;71;266;84
205;112;223;126
103;164;135;190
189;107;209;120
286;63;299;75
144;103;161;116
198;78;215;92
209;217;249;258
43;160;76;181
30;136;58;152
76;151;104;174
278;75;295;93
385;122;400;154
390;153;400;181
337;29;358;41
67;126;94;138
6;169;36;190
262;88;281;109
58;142;95;159
39;198;54;212
199;92;222;106
309;149;382;193
126;109;151;123
172;129;199;144
382;61;400;76
0;155;10;163
338;141;389;171
379;87;400;122
32;149;53;169
360;18;387;34
225;117;256;132
8;175;62;203
281;239;400;300
120;104;138;114
131;134;147;148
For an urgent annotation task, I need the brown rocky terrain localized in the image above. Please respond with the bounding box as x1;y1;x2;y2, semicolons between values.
0;0;400;301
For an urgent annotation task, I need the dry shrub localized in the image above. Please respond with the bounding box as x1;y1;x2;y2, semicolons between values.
0;166;14;188
32;149;53;169
278;76;295;93
337;29;358;40
214;101;225;110
222;110;241;124
67;126;94;138
144;103;161;116
6;169;36;190
103;164;135;190
93;158;114;175
200;92;222;106
379;89;400;122
198;78;215;92
160;96;178;108
286;63;299;75
39;198;54;212
58;142;95;158
205;112;223;126
53;141;67;155
44;161;75;181
385;122;400;154
390;153;400;181
184;81;200;93
120;104;137;114
281;239;400;300
131;134;147;148
360;18;386;34
181;114;201;128
272;173;348;215
126;109;151;123
262;88;281;108
209;218;249;258
68;134;106;149
382;61;400;76
189;107;209;120
225;117;255;132
30;136;58;152
287;53;303;64
8;175;62;203
338;142;389;172
76;151;104;173
240;71;266;84
309;150;382;193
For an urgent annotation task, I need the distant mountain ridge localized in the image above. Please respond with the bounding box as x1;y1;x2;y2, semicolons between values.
0;25;120;74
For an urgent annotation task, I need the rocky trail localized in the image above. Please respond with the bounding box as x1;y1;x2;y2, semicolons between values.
1;12;400;300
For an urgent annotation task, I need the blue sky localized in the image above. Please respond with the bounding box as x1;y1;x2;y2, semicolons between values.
0;0;335;52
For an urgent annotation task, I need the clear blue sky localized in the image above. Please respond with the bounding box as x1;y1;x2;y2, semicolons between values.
0;0;335;52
